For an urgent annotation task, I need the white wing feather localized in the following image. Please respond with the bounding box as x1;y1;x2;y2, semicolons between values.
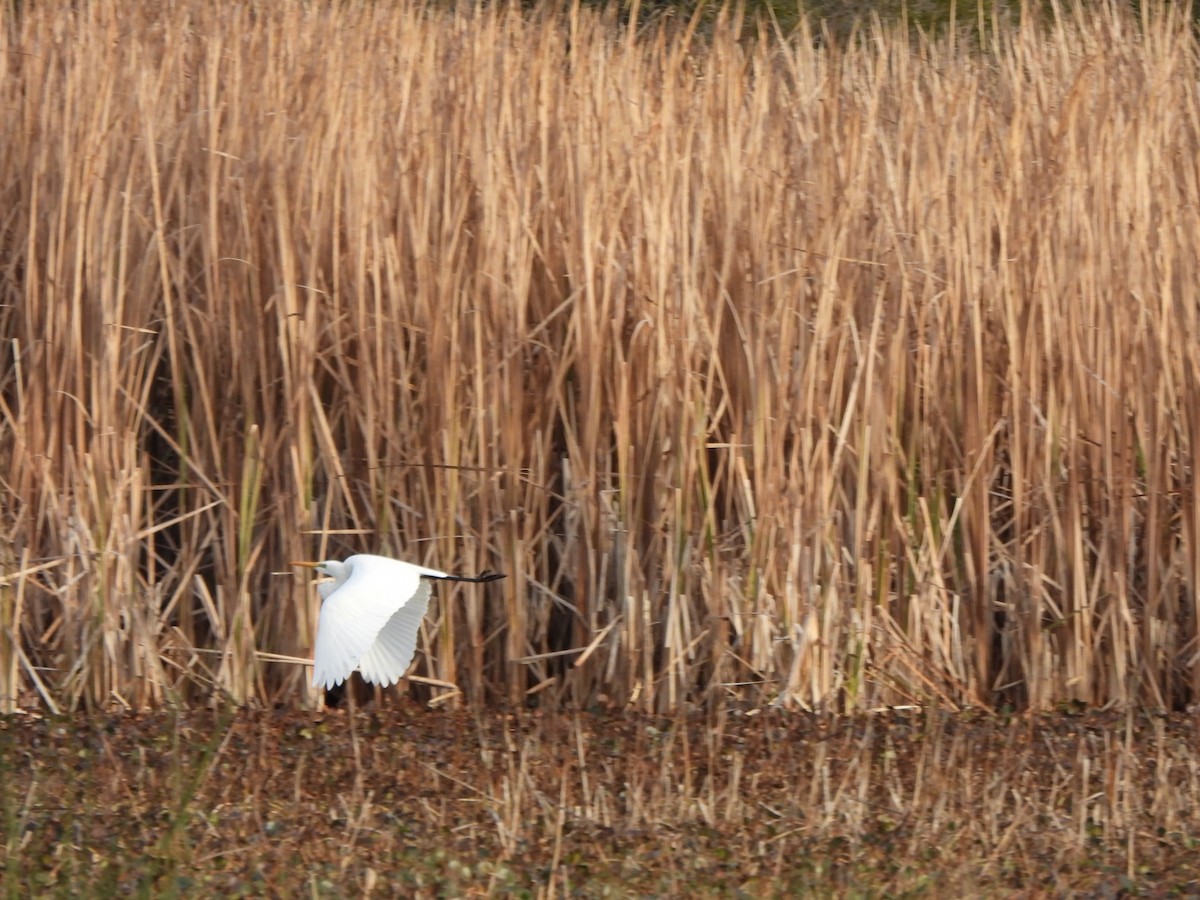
312;555;439;689
357;580;432;686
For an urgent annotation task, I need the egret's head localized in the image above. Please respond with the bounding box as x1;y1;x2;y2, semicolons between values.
291;559;344;577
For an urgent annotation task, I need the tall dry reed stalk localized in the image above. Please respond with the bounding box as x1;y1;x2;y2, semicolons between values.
1;0;1198;712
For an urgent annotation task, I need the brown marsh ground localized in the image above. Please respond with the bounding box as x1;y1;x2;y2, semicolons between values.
4;704;1200;896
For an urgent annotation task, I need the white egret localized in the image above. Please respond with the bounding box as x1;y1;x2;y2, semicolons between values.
292;554;504;690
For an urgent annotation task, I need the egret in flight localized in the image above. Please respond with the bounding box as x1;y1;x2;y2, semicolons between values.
292;554;504;690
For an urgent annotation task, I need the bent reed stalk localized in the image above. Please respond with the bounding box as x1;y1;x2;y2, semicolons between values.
2;0;1199;712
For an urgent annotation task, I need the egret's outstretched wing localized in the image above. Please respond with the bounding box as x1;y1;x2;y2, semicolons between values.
357;579;432;686
311;558;423;689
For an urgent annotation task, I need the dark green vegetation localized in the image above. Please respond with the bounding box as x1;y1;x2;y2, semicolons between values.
4;707;1200;895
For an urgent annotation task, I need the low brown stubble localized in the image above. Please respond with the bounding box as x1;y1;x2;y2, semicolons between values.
7;708;1200;892
1;1;1198;712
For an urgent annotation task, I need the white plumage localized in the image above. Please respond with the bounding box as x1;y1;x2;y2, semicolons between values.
294;554;503;690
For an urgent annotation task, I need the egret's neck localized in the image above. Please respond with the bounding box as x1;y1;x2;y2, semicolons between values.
331;563;352;591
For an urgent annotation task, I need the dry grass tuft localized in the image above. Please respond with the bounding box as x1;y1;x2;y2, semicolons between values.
2;0;1200;712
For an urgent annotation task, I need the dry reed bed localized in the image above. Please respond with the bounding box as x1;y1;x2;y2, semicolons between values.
1;1;1199;712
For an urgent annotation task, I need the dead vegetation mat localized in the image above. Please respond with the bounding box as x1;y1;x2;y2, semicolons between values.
3;706;1200;896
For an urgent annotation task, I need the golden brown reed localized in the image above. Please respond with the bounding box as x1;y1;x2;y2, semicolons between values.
1;0;1198;713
